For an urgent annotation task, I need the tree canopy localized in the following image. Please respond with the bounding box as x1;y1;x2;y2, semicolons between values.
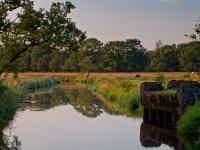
0;0;85;74
150;45;180;72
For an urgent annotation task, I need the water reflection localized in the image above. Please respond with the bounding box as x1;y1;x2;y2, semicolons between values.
22;84;124;118
0;126;21;150
0;84;194;150
140;108;184;150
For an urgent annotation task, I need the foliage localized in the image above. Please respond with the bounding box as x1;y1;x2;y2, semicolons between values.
177;103;200;136
183;73;192;81
78;56;96;79
153;89;178;95
177;103;200;149
151;44;179;72
0;0;85;75
100;39;148;72
155;73;166;85
62;38;149;73
89;78;143;114
185;17;200;41
4;77;60;90
21;77;60;90
0;83;24;129
176;41;200;72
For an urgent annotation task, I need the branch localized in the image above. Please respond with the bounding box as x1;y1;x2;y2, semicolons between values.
0;41;44;74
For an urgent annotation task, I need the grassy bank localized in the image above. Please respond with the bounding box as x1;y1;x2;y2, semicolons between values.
177;102;200;150
0;76;61;129
74;77;145;117
0;82;24;130
4;76;61;90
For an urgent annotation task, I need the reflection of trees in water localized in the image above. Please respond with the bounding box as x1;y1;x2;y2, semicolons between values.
62;85;124;118
25;84;123;118
25;88;69;111
0;132;21;150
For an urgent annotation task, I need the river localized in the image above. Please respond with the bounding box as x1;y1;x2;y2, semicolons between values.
1;83;183;150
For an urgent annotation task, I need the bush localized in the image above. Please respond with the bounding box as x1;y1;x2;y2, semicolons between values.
183;73;192;81
0;87;24;129
155;73;166;85
177;103;200;137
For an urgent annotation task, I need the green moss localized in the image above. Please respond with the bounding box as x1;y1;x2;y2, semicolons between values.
153;89;178;95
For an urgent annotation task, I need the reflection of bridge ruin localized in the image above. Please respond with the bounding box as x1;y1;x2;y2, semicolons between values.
140;109;184;150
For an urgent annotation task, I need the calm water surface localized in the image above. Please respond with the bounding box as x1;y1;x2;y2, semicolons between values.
3;84;178;150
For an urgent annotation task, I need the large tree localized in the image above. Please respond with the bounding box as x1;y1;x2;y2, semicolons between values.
0;0;85;75
62;38;103;72
176;41;200;72
150;44;180;72
100;39;148;72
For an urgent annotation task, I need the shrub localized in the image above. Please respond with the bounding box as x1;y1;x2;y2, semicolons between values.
155;73;166;85
177;103;200;137
178;103;200;149
183;73;192;81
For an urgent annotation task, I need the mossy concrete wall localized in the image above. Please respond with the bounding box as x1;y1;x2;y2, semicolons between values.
140;80;200;114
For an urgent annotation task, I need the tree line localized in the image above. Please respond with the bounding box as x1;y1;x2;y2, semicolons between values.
18;39;200;73
18;38;150;73
0;0;200;75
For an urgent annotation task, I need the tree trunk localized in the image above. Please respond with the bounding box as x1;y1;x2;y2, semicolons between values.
86;71;90;82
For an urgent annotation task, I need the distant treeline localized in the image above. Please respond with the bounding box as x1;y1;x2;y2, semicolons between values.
18;38;200;72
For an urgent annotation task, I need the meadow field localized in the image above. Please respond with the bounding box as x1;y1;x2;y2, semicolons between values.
8;72;199;81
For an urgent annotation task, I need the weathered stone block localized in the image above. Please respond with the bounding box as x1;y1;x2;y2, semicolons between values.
140;80;200;114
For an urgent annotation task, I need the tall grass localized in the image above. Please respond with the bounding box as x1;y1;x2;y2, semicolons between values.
177;103;200;136
177;102;200;149
88;78;144;117
0;82;24;129
0;77;61;129
4;77;60;91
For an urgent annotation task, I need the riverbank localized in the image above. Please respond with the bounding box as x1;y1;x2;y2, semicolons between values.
0;77;61;130
177;102;200;150
0;82;24;130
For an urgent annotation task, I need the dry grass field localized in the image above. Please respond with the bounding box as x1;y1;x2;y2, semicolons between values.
3;72;197;81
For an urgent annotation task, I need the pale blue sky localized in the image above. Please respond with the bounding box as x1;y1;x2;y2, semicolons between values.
28;0;200;49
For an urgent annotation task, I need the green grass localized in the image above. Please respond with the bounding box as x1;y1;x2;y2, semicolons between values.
177;102;200;149
153;88;178;95
177;103;200;136
0;82;24;129
4;77;61;91
0;77;61;129
87;78;144;117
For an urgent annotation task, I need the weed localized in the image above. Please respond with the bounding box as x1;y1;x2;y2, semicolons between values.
155;73;166;85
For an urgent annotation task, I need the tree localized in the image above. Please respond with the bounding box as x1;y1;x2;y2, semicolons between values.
19;51;31;72
150;44;180;72
36;55;51;72
176;41;200;72
100;39;148;72
62;38;102;73
62;52;80;72
0;0;85;75
155;40;163;49
78;56;96;80
185;17;200;40
30;45;51;71
49;51;66;72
